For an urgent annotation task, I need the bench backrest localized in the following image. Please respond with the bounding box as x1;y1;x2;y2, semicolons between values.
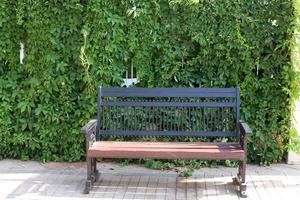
97;87;240;141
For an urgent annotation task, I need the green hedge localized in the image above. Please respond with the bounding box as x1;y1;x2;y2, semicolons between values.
0;0;298;164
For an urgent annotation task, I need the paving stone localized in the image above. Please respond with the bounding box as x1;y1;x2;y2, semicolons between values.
0;159;300;200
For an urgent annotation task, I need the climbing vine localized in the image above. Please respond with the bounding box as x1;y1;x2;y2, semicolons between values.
0;0;298;165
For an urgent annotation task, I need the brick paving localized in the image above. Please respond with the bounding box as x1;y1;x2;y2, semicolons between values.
0;159;300;199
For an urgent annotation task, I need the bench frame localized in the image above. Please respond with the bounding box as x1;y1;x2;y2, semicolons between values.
81;87;252;197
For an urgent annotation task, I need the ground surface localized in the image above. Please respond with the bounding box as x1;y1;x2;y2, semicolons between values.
0;159;300;200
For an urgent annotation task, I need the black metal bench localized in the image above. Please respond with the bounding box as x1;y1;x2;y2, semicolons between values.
81;87;252;197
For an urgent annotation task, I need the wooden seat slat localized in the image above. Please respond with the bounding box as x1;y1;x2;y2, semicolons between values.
88;141;244;160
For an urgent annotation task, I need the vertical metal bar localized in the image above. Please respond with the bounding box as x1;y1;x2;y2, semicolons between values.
196;107;198;132
211;107;213;131
158;104;160;131
191;106;194;131
157;105;160;131
128;106;130;131
119;105;121;130
139;106;141;131
221;104;225;131
148;102;151;131
165;106;167;131
110;106;113;131
113;106;115;131
156;104;158;131
152;100;155;131
217;107;220;131
173;99;175;131
199;106;201;131
181;106;184;131
210;106;213;131
180;105;182;131
115;105;118;130
225;107;227;131
141;107;147;130
210;107;213;131
108;106;111;131
188;106;190;131
177;106;179;131
188;98;190;131
148;106;151;131
167;106;170;131
193;107;196;132
202;106;205;131
215;107;217;131
151;105;153;131
114;106;117;131
210;107;212;131
162;106;164;131
132;106;134;131
197;106;199;132
96;87;102;141
161;106;163;131
128;107;133;130
131;106;134;130
207;106;209;131
102;104;105;131
140;106;142;131
134;105;136;131
104;106;107;130
209;107;211;131
194;107;199;131
170;106;172;131
165;106;168;131
136;106;139;131
158;106;161;131
134;106;136;131
105;106;108;131
208;107;210;131
214;107;216;131
140;107;143;131
103;106;108;130
156;105;158;131
236;88;240;142
111;106;113;131
171;105;173;131
123;104;126;131
180;106;182;131
201;106;203;131
173;107;176;131
137;105;140;131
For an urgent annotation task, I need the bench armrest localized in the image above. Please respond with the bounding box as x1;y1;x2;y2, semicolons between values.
81;119;97;150
239;120;252;136
81;119;97;135
239;120;252;150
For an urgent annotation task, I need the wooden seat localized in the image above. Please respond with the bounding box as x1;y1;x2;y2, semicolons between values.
88;141;245;160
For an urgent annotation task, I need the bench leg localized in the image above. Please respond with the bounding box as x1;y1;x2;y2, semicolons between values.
91;158;99;183
83;157;92;194
233;161;247;198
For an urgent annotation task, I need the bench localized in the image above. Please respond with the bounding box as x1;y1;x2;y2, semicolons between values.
81;87;252;197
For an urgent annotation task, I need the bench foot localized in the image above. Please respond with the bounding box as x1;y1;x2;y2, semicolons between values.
91;170;100;183
83;180;91;194
233;177;247;198
240;183;247;198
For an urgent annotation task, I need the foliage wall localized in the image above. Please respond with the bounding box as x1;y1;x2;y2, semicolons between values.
0;0;297;165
